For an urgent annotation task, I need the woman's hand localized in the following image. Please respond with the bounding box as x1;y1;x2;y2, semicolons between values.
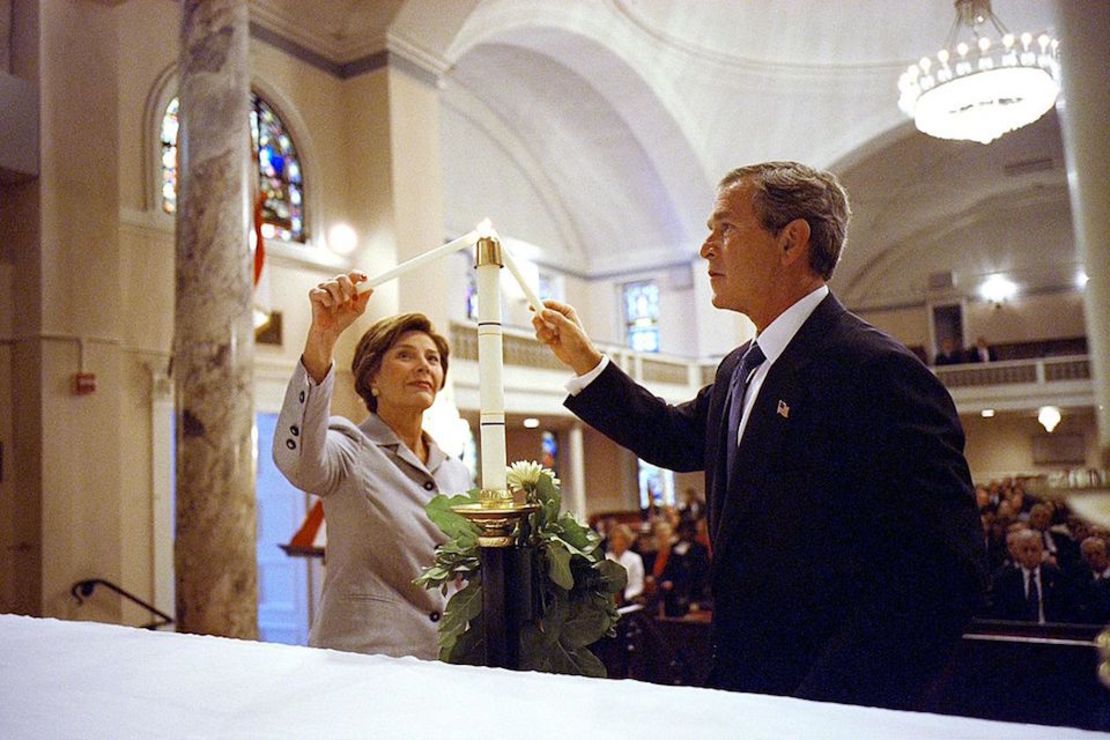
302;271;371;382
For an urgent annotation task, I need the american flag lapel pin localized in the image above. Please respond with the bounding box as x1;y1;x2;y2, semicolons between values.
777;399;790;418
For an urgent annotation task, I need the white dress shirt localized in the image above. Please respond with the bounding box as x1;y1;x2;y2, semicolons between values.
606;549;645;601
732;284;828;447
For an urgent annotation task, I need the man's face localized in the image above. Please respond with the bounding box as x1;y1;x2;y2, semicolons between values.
1083;540;1109;572
700;182;783;315
1016;536;1044;570
1029;505;1051;531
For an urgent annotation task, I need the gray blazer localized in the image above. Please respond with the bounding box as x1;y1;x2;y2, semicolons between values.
272;362;472;659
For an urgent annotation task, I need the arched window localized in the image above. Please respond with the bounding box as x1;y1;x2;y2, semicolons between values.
160;92;306;243
623;279;661;353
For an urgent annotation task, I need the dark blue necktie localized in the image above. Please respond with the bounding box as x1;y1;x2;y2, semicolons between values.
725;342;766;488
1027;570;1041;623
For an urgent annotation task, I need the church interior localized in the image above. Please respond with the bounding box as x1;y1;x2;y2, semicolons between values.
2;0;1109;734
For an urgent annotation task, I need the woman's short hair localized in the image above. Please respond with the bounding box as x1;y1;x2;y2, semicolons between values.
718;161;852;280
351;312;449;412
611;524;636;543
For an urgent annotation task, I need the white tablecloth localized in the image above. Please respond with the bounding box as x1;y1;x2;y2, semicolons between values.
0;614;1100;739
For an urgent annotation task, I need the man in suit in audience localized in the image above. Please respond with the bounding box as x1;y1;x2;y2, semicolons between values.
934;337;964;365
991;530;1078;623
1079;536;1110;623
532;161;987;710
1029;502;1080;573
967;336;998;363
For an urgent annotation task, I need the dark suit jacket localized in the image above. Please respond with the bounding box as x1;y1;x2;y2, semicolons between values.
990;564;1079;623
567;293;987;709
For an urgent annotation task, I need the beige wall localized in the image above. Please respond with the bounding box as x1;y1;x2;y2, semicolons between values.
965;291;1088;346
962;409;1100;482
856;289;1089;352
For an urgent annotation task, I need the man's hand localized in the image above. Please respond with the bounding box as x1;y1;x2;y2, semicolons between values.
532;300;604;376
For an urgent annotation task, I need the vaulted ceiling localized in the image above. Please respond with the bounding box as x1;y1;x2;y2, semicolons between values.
252;0;1070;306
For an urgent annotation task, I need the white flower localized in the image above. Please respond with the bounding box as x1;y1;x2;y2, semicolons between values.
506;460;560;492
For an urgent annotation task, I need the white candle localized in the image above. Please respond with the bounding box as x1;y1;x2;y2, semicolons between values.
358;224;484;292
500;243;546;315
475;254;508;492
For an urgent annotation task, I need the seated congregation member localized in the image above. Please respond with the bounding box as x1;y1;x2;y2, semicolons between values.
1029;502;1079;572
934;337;965;365
533;161;986;710
606;524;645;603
273;271;470;659
658;520;711;617
1079;537;1110;624
966;336;997;363
645;519;676;592
991;530;1079;624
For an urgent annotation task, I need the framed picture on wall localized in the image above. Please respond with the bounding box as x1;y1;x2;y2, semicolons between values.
1031;433;1086;465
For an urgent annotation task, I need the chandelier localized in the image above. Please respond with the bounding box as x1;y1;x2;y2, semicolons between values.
897;0;1061;145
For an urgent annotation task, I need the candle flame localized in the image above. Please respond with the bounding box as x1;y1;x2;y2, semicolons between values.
475;218;496;239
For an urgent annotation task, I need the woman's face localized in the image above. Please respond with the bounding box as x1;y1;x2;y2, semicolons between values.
371;330;444;414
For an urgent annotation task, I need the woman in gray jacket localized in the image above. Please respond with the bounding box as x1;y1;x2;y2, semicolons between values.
273;270;471;659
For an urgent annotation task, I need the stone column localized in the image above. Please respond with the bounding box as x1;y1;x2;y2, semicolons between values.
174;0;257;637
1055;2;1110;468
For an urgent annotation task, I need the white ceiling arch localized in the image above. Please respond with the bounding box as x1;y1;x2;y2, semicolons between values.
443;0;714;272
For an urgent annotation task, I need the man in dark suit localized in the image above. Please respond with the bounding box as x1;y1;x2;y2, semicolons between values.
934;337;965;365
966;336;998;363
532;161;986;710
990;529;1078;623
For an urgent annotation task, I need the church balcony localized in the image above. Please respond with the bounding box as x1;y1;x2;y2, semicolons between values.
448;323;1095;419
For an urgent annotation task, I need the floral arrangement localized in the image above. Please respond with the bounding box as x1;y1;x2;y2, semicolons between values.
415;461;626;676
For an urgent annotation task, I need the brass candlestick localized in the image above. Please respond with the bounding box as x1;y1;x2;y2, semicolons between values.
452;493;538;548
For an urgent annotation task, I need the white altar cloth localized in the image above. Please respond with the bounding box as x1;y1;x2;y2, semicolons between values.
0;614;1100;739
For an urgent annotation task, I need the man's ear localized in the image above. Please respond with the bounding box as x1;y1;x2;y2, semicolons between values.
779;218;811;267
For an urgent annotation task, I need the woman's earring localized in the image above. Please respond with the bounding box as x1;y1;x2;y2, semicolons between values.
371;387;380;397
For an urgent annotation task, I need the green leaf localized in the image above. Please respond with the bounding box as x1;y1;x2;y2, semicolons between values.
444;613;486;666
438;578;483;644
534;474;561;522
518;622;556;672
594;558;628;596
425;492;482;542
561;596;613;649
556;512;599;554
546;541;574;590
565;645;607;678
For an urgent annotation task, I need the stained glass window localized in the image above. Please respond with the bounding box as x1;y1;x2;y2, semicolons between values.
159;98;179;214
465;267;479;321
623;280;660;353
160;93;306;243
638;459;675;510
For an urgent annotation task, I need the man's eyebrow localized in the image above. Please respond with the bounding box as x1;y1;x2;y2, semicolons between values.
707;209;730;227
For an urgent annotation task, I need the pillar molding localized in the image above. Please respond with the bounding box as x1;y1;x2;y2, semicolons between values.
1055;2;1110;467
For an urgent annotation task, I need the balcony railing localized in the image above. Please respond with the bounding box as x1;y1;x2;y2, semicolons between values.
934;357;1090;388
449;322;1094;414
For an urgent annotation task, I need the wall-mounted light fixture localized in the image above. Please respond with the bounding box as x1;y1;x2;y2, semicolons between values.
328;223;358;256
980;408;995;418
522;418;540;429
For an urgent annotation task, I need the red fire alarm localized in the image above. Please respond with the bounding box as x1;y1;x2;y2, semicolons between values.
73;372;97;395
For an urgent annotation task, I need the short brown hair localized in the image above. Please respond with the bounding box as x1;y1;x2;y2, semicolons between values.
351;313;449;412
719;161;851;280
